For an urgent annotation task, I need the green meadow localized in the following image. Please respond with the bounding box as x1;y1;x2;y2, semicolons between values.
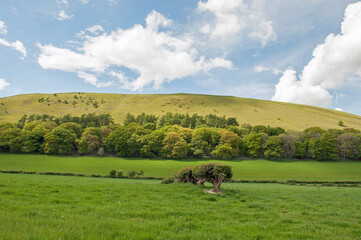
1;153;361;181
1;153;361;239
0;174;360;239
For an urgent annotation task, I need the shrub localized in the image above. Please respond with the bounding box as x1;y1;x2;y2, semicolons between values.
173;167;196;183
338;120;344;127
117;170;125;178
193;163;232;193
128;170;137;178
161;176;175;184
109;169;117;178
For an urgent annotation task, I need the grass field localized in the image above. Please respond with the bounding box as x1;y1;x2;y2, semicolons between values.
1;92;361;131
0;174;360;239
1;153;361;181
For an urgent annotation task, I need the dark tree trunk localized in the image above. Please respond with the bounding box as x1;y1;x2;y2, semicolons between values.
212;175;225;192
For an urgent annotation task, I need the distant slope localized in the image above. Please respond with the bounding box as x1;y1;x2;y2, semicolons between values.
0;92;360;131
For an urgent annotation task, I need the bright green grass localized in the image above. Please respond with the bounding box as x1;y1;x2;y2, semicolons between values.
1;92;361;131
1;153;361;181
0;174;360;239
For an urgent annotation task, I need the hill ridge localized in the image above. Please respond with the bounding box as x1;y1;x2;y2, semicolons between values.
0;92;360;131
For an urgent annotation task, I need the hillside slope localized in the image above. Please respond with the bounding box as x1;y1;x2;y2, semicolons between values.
0;92;360;131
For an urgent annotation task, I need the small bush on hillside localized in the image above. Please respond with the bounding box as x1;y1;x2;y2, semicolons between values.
338;120;345;127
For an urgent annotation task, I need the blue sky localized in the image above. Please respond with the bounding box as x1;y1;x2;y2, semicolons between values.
1;0;361;115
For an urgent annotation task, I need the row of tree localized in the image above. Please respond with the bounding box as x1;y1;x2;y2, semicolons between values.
0;113;360;160
124;112;239;129
18;113;114;129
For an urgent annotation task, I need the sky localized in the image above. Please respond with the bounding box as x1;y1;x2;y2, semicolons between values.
1;0;361;115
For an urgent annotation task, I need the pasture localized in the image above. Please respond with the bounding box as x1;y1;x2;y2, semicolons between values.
0;174;360;239
1;153;361;181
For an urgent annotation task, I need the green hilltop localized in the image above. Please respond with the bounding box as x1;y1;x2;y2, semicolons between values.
0;92;360;131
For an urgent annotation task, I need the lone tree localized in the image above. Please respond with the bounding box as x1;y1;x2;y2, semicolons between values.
193;163;232;194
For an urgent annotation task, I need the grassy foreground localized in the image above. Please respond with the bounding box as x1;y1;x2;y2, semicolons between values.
1;92;361;131
0;174;360;239
1;153;361;181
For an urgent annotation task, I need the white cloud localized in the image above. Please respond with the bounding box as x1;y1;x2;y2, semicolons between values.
77;71;114;87
248;19;276;47
38;10;232;90
57;10;73;21
77;25;104;39
335;108;343;111
197;0;276;46
37;43;104;72
78;0;89;4
146;10;172;31
254;65;282;75
85;25;104;35
0;78;10;90
272;1;361;107
109;71;133;89
77;71;97;85
272;69;332;106
0;21;7;35
0;21;26;57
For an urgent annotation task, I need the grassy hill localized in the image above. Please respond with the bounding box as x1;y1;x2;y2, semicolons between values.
0;92;360;131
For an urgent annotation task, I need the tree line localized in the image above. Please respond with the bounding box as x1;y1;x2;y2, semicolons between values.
0;113;360;161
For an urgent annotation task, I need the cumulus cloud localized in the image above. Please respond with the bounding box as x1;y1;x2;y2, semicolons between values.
146;10;172;31
197;0;276;46
38;10;232;90
335;108;343;111
0;20;26;57
0;78;10;90
272;1;361;107
57;10;73;21
272;69;332;106
37;43;104;72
